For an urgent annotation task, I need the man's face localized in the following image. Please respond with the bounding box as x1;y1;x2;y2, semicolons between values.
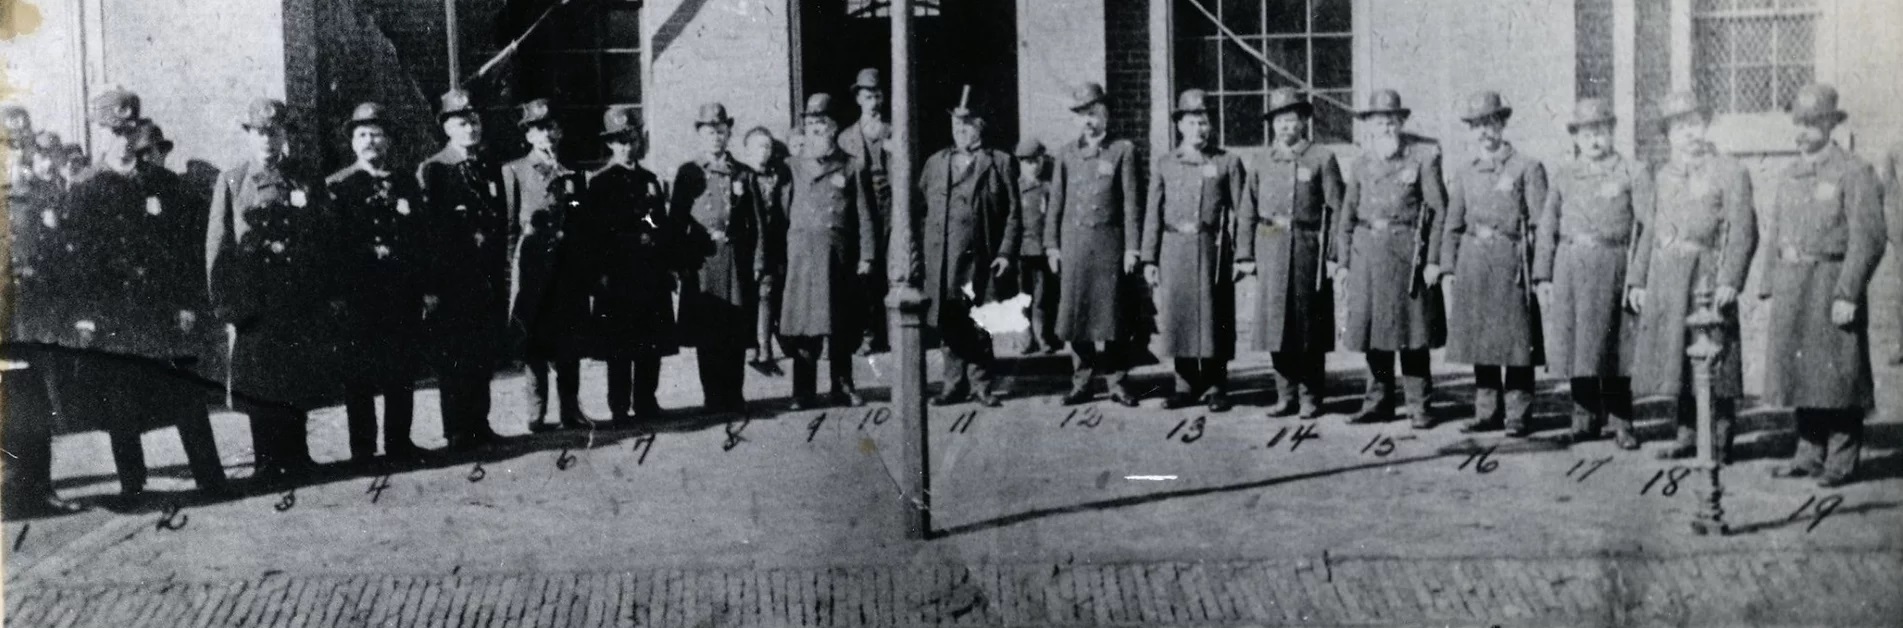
1667;116;1708;153
1366;114;1403;139
352;125;390;163
245;126;287;161
856;88;884;113
1793;119;1833;154
1076;104;1108;137
803;117;837;147
1573;123;1613;160
951;118;983;150
1271;112;1306;146
743;132;775;167
1468;117;1506;152
525;124;561;152
1177;113;1211;148
30;152;57;177
138;147;167;167
700;123;732;155
443;114;482;147
607;138;638;163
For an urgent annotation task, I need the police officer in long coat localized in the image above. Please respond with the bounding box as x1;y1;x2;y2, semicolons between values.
840;68;893;355
1629;91;1756;462
584;106;679;423
503;99;594;431
1440;92;1548;436
912;100;1020;407
673;103;768;413
1238;88;1342;419
1141;89;1242;412
1047;83;1143;407
326;102;432;461
780;93;876;409
1333;90;1448;427
1534;98;1651;448
417;89;510;450
1013;139;1061;355
1762;85;1887;488
207;98;332;481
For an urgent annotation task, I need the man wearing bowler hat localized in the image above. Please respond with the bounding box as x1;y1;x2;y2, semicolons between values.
503;98;595;432
1629;91;1755;462
780;93;876;409
672;102;769;414
1534;97;1651;448
582;105;678;425
910;92;1020;407
1440;91;1548;436
207;97;333;482
1333;89;1447;428
840;68;893;355
1047;82;1143;407
1238;87;1342;419
326;102;434;461
1761;84;1886;488
417;89;510;450
1141;89;1244;412
1014;138;1061;355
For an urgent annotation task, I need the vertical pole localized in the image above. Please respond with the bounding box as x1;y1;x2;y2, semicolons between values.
445;0;462;86
1685;292;1728;535
888;0;932;540
1147;0;1173;159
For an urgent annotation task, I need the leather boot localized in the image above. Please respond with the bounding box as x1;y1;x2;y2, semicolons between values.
1461;387;1501;432
1403;376;1432;429
1349;377;1393;424
1503;389;1534;437
1266;373;1300;417
1298;383;1323;419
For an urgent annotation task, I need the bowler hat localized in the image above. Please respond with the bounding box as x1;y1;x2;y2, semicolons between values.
1355;89;1410;119
1566;98;1617;132
1458;91;1513;124
694;102;734;128
1014;138;1045;159
1068;83;1108;112
600;105;643;139
240;98;292;132
130;121;173;154
1172;89;1211;120
851;68;883;93
517;99;557;129
801;93;838;120
342;102;389;134
33;131;61;152
1788;83;1848;126
438;89;478;122
90;90;143;132
1655;91;1711;129
1264;87;1313;119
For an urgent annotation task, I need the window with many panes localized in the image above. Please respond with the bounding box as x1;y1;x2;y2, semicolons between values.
844;0;942;18
1173;0;1353;147
513;0;642;157
1692;0;1816;115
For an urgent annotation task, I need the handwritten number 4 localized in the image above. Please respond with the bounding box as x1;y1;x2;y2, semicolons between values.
366;475;392;503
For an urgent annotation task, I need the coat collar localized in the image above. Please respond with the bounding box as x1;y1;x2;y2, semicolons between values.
1269;140;1311;162
1473;143;1516;173
1788;142;1847;177
699;152;738;175
1172;145;1218;164
1074;133;1111;158
948;145;990;185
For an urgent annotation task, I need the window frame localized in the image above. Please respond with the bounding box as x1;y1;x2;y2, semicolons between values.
1170;0;1357;149
512;0;647;161
1672;0;1838;154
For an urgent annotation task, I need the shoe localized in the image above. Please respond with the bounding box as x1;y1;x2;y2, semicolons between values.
1459;419;1502;434
1613;429;1639;450
1298;399;1323;420
385;442;432;461
975;394;1004;408
1410;413;1435;430
1060;390;1092;406
1816;475;1852;489
10;494;89;516
560;410;601;430
1348;404;1392;424
933;391;972;406
1162;394;1197;410
1205;395;1232;413
1108;392;1140;408
1655;442;1695;460
610;413;643;429
1042;340;1064;355
527;421;564;434
1265;397;1299;418
1771;465;1818;479
833;390;866;407
634;400;665;418
1505;423;1533;438
1020;339;1042;355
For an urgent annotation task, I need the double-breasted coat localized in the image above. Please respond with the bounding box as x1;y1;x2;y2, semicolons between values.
578;163;679;358
5;174;71;346
1629;148;1755;399
325;163;429;385
502;151;591;356
1759;144;1886;409
1441;145;1547;367
1239;141;1342;353
1142;147;1244;359
1333;138;1447;351
417;145;514;372
1534;154;1653;378
1045;136;1143;343
915;146;1022;327
207;157;337;408
673;155;767;348
777;148;876;337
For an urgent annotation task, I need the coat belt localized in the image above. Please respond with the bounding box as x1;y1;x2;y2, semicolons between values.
1658;236;1710;252
1562;233;1627;248
1165;221;1215;234
1466;225;1521;241
1779;246;1844;263
1256;215;1322;230
1358;218;1414;232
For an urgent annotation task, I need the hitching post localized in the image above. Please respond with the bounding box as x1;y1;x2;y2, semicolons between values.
887;0;932;540
1685;288;1729;535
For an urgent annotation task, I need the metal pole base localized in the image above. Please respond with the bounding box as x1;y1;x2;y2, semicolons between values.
1691;464;1729;536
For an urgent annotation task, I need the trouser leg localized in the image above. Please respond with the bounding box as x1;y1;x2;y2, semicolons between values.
1502;366;1535;431
172;401;228;490
1172;359;1198;398
1569;377;1601;433
344;383;379;458
1100;341;1130;394
1472;365;1503;425
1;366;57;498
1821;408;1864;482
1355;351;1396;420
552;359;583;418
1399;349;1432;418
1605;376;1635;432
525;358;551;424
786;338;819;400
941;341;971;396
698;349;727;406
607;360;632;418
1791;407;1829;474
949;318;994;396
634;355;662;412
384;382;416;448
1069;342;1098;395
828;336;856;393
1202;359;1228;400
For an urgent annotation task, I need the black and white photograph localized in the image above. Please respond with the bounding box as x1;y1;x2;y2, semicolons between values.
0;0;1899;625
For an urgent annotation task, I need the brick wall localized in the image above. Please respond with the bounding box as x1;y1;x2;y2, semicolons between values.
1103;0;1149;156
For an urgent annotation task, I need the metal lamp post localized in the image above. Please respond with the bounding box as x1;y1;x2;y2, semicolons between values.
1685;288;1729;535
885;0;932;540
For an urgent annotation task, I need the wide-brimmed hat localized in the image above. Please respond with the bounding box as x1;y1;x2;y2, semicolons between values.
1013;138;1045;159
801;93;838;121
694;102;734;128
517;98;556;129
1355;89;1410;119
438;89;478;122
1788;83;1848;126
600;105;643;139
1068;83;1108;112
1458;91;1513;124
240;98;292;132
1566;98;1616;132
1264;87;1313;120
851;68;883;93
341;102;389;134
90;90;143;132
1655;91;1711;130
1172;89;1211;120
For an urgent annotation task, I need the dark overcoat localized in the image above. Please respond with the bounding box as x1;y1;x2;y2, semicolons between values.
502;152;592;357
1045;136;1142;343
207;157;338;408
915;146;1021;327
1760;144;1885;409
1333;139;1447;352
673;155;766;348
1441;145;1547;367
1239;141;1341;354
1628;149;1755;399
1534;154;1652;378
325;163;428;385
416;145;514;372
777;148;876;338
1141;147;1244;359
580;163;679;358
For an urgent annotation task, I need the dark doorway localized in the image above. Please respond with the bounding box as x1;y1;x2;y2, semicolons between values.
796;0;1018;154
